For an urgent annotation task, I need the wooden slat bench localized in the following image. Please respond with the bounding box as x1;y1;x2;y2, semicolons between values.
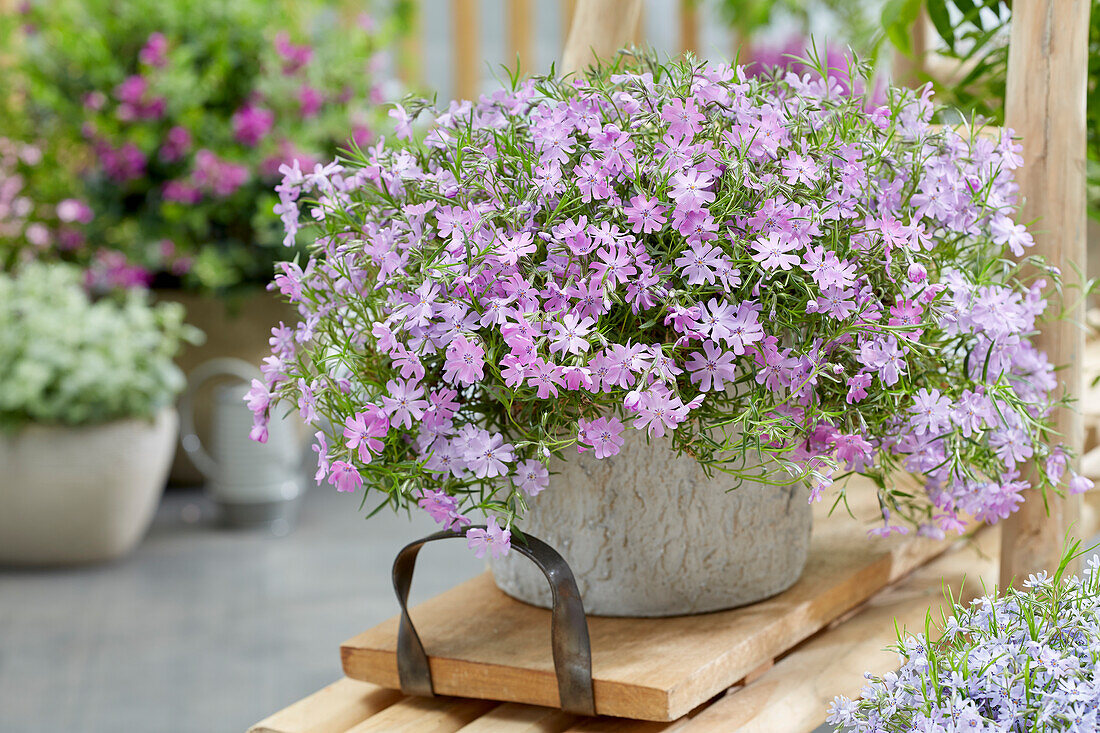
249;527;1000;733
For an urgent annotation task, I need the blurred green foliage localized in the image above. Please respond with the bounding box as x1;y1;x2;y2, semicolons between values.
0;0;410;294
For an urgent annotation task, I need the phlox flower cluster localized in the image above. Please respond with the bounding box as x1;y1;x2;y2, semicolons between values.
828;548;1100;732
254;53;1079;557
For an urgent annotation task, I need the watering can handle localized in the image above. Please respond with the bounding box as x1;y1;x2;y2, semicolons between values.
178;357;265;480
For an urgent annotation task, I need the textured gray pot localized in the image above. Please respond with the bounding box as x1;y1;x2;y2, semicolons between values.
489;429;812;617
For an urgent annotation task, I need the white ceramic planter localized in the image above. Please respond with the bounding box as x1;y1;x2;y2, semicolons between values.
0;408;177;565
489;428;812;617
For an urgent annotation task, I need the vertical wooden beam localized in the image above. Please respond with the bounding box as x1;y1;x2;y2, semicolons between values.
999;0;1090;588
679;0;699;57
507;0;533;76
452;0;479;100
560;0;642;75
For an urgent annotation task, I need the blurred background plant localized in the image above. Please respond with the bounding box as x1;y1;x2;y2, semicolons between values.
0;0;410;294
0;262;200;429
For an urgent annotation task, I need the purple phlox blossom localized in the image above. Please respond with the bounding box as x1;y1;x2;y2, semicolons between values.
624;194;668;233
381;378;429;429
443;334;486;385
780;151;820;185
1068;471;1094;495
661;97;705;139
514;459;550;496
909;388;952;436
675;242;725;285
751;231;801;270
466;517;511;559
549;313;595;355
578;416;626;458
343;405;389;463
297;378;319;424
686;340;737;392
526;358;564;398
991;214;1034;256
417;488;470;530
858;336;907;387
327;461;363;493
605;341;651;389
953;389;992;439
888;298;924;340
244;378;271;417
670;169;716;210
632;386;690;437
232;105;274;147
844;374;871;402
465;431;515;479
389;103;415;140
810;286;857;320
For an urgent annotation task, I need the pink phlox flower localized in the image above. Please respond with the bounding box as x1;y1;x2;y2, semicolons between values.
673;208;719;244
909;388;952;435
328;460;363;493
514;459;550;497
686;340;737;392
952;389;991;438
991;215;1034;256
661;97;705;140
297;378;319;424
675;242;724;285
442;334;486;385
811;286;857;320
857;336;906;387
343;405;389;463
389;103;415;140
624;194;668;234
751;232;801;271
526;358;564;399
466;517;511;559
566;276;610;319
832;432;874;471
497;230;538;266
605;341;651;389
244;378;272;416
1068;471;1094;495
693;297;737;343
670;169;716;210
560;365;594;391
590;244;637;286
578;416;626;458
549;313;595;355
633;386;689;437
726;301;765;355
664;304;702;335
381;378;429;429
416;488;470;530
888;298;924;340
781;151;820;185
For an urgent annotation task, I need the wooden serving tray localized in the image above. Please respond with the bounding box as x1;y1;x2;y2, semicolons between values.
341;481;966;721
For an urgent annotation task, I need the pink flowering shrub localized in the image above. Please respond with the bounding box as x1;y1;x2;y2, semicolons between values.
254;55;1083;557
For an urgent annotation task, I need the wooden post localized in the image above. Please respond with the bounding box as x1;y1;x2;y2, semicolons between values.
998;0;1091;588
679;0;699;57
560;0;642;75
452;0;479;100
506;0;534;76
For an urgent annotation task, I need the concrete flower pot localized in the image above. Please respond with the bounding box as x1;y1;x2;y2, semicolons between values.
489;428;812;617
0;408;177;565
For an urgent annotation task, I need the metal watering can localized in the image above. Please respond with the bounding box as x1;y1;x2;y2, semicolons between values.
179;358;304;530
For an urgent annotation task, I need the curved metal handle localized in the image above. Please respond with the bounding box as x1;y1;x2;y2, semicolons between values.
178;357;264;479
392;528;595;716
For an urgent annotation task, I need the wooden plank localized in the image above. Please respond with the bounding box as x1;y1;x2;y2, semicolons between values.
341;482;962;721
998;0;1090;587
561;0;642;75
347;696;498;732
248;678;402;733
458;703;577;732
678;528;1000;733
506;0;534;76
452;0;480;100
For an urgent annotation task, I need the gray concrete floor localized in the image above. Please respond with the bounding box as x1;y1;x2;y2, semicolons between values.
0;486;484;733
